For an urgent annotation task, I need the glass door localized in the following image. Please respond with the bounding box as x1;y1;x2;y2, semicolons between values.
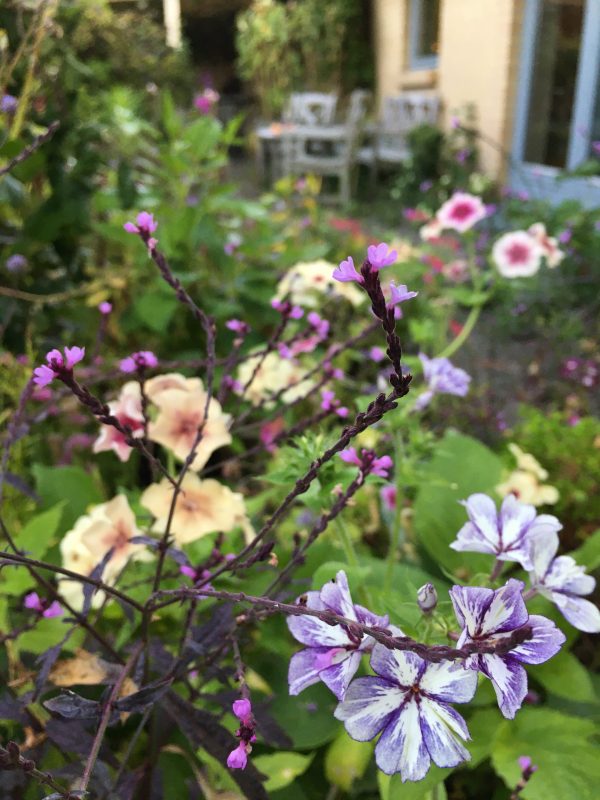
510;0;600;206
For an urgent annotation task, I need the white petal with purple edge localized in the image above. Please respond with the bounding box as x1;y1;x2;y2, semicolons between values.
464;494;500;547
287;613;351;648
498;494;536;556
480;654;527;719
450;585;494;635
370;644;425;688
510;614;565;664
334;676;403;741
320;651;362;700
551;593;600;633
375;700;430;780
419;696;472;769
319;571;357;620
528;530;559;583
479;579;528;635
546;555;595;596
450;521;497;556
419;660;478;703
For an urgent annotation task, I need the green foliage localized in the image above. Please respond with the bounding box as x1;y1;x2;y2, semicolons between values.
33;465;104;528
253;751;314;791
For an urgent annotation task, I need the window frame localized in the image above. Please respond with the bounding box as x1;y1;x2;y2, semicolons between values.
408;0;440;71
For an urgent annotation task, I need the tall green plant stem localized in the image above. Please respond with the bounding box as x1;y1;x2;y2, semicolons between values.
335;517;373;607
437;303;482;359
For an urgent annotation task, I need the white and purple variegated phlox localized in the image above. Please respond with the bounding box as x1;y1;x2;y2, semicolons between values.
528;530;600;633
287;570;388;700
335;636;477;781
414;353;470;411
450;493;562;570
450;579;565;719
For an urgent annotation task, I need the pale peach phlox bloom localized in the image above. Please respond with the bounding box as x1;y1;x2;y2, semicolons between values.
527;223;565;268
236;351;315;408
93;381;144;462
275;260;364;308
144;372;203;403
148;388;232;470
59;495;151;609
496;444;559;506
140;473;251;545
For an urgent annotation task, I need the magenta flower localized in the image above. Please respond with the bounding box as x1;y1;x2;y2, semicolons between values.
369;346;386;363
119;350;158;373
436;192;487;233
380;484;397;511
33;346;85;387
124;211;158;236
321;389;348;418
232;699;252;723
450;579;565;718
24;592;63;618
98;301;113;315
388;282;418;317
227;743;248;770
287;570;389;700
271;298;304;319
367;242;398;270
307;311;330;339
493;231;542;278
339;448;393;478
226;319;250;335
333;256;364;284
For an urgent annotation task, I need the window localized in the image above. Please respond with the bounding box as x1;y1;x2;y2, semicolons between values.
409;0;441;70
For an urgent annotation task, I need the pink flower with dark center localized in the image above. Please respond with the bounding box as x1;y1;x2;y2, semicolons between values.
436;192;487;233
367;242;398;270
119;351;158;373
33;346;85;387
493;231;542;278
93;382;145;462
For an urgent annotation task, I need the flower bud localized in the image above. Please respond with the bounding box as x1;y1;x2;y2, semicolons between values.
232;699;252;722
417;582;437;613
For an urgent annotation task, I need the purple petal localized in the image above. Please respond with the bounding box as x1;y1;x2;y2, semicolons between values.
375;701;430;780
450;585;495;635
419;661;478;703
498;494;537;556
370;643;425;688
287;597;351;648
419;697;471;769
544;555;595;596
33;365;56;387
43;601;63;619
450;521;498;556
550;593;600;633
527;530;560;584
288;647;333;695
320;651;363;700
463;493;500;548
480;654;527;719
479;579;528;635
510;614;565;665
334;676;403;741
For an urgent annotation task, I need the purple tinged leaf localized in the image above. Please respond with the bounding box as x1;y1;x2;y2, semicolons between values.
44;690;101;720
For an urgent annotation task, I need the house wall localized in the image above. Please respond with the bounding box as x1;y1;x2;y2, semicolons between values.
373;0;525;179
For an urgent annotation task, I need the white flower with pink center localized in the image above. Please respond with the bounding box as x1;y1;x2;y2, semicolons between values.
492;231;542;278
527;223;564;268
436;192;487;234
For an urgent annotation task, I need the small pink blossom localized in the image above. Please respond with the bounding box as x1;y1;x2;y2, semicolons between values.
270;298;304;319
260;417;285;452
369;346;386;363
436;192;487;233
339;448;392;477
367;242;397;270
226;319;250;335
380;484;397;511
227;743;248;770
124;211;158;235
333;256;364;284
320;389;348;418
492;231;542;278
339;447;362;467
98;301;112;315
33;346;85;386
387;282;418;309
119;351;158;373
307;311;330;338
24;592;63;618
232;699;252;722
371;455;393;478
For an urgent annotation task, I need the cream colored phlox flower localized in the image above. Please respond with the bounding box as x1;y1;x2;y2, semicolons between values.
496;444;559;506
148;388;232;470
140;473;251;545
236;351;315;407
59;495;151;610
144;372;203;403
275;260;364;308
528;223;565;269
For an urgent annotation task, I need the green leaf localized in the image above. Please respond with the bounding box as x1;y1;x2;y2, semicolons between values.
17;503;65;560
379;764;453;799
132;288;178;333
17;617;83;656
33;465;104;529
570;529;600;571
253;752;313;792
325;729;373;790
491;708;600;800
532;650;598;703
413;431;503;576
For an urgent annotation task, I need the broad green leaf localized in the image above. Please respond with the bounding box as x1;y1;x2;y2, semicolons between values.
491;708;600;800
269;683;340;750
413;431;503;576
325;730;374;790
253;752;313;791
33;465;104;529
17;503;65;559
570;529;600;570
465;707;503;766
16;617;83;655
531;650;597;703
380;764;453;799
132;288;178;333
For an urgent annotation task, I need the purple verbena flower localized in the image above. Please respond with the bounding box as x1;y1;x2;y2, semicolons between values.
450;579;565;719
333;256;364;284
414;353;471;410
334;634;477;780
380;484;397;511
287;570;388;700
119;350;158;373
98;301;112;315
232;699;252;723
0;94;18;113
367;242;398;270
226;319;250;335
24;592;63;618
33;346;85;387
307;311;330;338
5;254;28;273
270;298;304;319
227;743;248;769
450;493;562;570
369;346;386;363
321;390;348;418
527;530;600;632
387;282;418;309
124;211;158;235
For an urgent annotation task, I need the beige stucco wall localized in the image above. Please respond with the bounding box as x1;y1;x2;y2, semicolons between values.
373;0;524;179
